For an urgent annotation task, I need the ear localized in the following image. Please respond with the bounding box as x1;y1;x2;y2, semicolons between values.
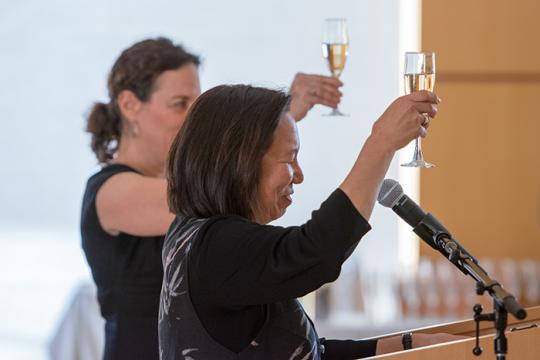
117;90;142;124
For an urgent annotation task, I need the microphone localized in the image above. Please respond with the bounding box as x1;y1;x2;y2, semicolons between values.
377;178;527;320
377;178;455;255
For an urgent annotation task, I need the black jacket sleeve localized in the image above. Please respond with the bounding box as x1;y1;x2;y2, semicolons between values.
190;188;371;306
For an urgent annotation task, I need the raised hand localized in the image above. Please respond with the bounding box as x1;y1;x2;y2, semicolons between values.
371;90;439;152
288;73;343;121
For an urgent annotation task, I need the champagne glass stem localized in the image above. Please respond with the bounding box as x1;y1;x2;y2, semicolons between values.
323;73;348;117
402;114;434;168
413;137;423;161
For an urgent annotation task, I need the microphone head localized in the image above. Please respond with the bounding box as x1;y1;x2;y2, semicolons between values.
377;179;404;208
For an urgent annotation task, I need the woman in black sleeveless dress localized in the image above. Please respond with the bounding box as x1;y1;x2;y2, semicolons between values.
161;85;461;359
81;38;344;360
81;38;201;360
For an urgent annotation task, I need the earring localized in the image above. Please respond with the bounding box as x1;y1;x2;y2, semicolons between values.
132;122;140;137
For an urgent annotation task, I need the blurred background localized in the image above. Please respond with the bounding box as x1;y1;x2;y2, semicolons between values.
1;0;539;358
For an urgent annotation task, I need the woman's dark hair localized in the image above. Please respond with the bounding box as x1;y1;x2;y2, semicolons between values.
86;37;200;164
167;84;290;219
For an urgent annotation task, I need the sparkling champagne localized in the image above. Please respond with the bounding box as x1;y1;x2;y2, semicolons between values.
322;43;348;78
404;73;436;94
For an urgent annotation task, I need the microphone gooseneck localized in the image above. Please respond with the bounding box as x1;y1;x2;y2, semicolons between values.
377;178;526;321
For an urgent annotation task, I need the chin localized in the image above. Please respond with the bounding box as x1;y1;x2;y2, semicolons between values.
265;209;286;224
276;207;288;219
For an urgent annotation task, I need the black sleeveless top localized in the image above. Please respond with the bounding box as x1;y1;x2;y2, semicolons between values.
81;164;165;359
159;189;378;359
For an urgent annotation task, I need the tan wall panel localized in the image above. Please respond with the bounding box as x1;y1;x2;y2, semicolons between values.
419;81;540;258
423;0;540;73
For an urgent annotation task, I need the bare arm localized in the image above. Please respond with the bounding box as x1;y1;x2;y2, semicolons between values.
340;90;439;220
96;172;174;236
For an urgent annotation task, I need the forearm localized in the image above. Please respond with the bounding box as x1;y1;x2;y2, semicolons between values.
339;134;394;220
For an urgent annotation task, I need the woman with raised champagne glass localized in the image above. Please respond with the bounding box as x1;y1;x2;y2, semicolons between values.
160;84;464;359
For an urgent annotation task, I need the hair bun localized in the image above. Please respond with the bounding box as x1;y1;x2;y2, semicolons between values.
86;102;121;164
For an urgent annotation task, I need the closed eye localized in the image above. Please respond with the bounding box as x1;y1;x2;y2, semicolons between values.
173;101;188;110
169;96;190;111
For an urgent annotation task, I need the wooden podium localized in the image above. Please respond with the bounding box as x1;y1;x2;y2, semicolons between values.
364;306;540;359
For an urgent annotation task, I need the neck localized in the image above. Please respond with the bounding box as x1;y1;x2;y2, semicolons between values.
114;137;164;178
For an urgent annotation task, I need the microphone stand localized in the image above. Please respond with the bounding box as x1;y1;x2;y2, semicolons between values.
413;214;527;360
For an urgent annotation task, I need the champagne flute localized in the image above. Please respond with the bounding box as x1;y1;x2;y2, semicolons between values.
401;52;436;168
322;18;349;116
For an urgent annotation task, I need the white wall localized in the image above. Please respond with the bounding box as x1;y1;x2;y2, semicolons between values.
0;0;417;357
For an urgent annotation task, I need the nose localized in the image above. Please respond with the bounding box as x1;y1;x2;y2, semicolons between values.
293;160;304;184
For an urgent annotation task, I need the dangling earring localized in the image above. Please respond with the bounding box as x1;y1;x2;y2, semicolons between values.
132;122;140;137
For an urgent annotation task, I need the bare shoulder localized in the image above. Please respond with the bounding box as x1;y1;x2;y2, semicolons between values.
98;171;165;197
